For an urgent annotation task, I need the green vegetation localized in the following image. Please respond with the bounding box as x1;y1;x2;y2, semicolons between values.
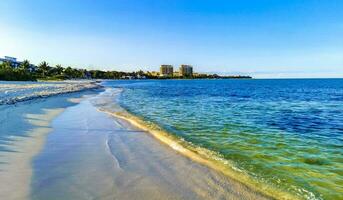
0;60;135;81
0;59;252;81
0;61;36;81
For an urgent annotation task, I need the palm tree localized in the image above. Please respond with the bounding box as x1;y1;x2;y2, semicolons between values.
19;60;31;72
0;61;12;69
55;64;64;75
38;61;49;77
64;66;74;78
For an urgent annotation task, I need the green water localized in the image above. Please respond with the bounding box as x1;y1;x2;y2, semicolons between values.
104;79;343;200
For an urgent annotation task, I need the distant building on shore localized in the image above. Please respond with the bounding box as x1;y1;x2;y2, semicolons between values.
173;71;180;77
179;65;193;77
0;56;36;72
0;56;37;72
0;56;21;68
160;65;174;77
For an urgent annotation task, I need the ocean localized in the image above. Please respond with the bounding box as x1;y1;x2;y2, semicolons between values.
102;79;343;200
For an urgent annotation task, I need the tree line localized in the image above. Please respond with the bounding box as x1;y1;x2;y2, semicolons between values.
0;60;143;81
0;59;252;81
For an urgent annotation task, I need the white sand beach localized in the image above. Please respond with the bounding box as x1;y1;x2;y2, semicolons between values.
0;82;270;200
0;107;64;199
29;91;270;200
0;82;100;200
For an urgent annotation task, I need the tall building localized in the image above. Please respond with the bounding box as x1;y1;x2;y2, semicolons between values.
160;65;174;77
179;65;193;77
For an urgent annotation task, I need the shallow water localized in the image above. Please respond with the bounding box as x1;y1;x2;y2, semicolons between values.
102;79;343;200
31;94;269;200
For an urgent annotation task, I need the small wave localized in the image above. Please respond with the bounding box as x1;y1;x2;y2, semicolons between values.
96;108;299;199
105;138;122;170
0;81;101;105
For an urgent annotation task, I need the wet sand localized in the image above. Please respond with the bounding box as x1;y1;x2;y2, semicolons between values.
0;108;63;200
31;95;270;200
0;90;98;200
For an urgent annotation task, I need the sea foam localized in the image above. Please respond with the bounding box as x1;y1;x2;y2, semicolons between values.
0;81;100;105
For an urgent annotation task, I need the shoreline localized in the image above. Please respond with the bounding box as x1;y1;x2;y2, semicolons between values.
0;82;319;200
0;80;101;105
97;88;299;200
31;92;271;200
103;110;297;200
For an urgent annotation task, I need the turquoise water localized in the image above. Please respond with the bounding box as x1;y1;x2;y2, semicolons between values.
103;79;343;200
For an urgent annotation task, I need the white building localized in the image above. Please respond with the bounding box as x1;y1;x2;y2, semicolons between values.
0;56;36;71
0;56;21;68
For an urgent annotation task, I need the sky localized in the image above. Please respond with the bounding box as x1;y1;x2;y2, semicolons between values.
0;0;342;78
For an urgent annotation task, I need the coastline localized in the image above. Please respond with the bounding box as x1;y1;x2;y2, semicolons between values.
0;80;101;105
102;109;298;200
0;82;328;200
31;91;270;200
100;79;343;200
96;87;299;200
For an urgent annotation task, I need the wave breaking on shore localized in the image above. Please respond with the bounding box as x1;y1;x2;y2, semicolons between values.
0;81;100;105
96;88;302;200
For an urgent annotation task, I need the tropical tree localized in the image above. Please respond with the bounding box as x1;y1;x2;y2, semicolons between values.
38;61;49;77
64;66;75;78
19;60;31;72
0;61;35;81
55;64;64;75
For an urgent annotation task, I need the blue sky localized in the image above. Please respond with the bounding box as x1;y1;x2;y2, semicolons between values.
0;0;342;78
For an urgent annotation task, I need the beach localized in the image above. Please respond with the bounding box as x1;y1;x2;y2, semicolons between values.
0;81;270;200
0;81;100;199
2;1;342;199
102;79;343;200
1;79;342;200
31;92;269;200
